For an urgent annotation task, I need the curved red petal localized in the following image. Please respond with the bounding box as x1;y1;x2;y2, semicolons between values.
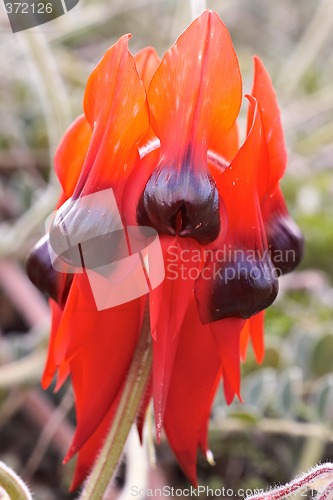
50;276;145;460
135;46;161;148
134;46;160;90
41;299;64;389
54;114;92;200
64;294;145;460
148;10;242;163
151;237;203;438
163;298;221;486
196;97;278;323
240;312;265;363
138;11;241;245
249;311;265;363
215;95;263;237
73;34;149;198
209;318;244;403
68;388;121;491
197;374;221;456
249;56;287;197
210;120;239;163
240;319;251;361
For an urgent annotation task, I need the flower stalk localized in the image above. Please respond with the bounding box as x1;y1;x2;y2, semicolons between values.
79;312;152;500
246;463;333;500
0;461;32;500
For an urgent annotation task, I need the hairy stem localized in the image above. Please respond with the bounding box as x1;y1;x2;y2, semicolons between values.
79;312;152;500
0;461;32;500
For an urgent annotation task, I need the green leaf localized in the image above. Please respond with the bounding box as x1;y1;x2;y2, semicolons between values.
274;367;303;417
311;334;333;377
310;374;333;421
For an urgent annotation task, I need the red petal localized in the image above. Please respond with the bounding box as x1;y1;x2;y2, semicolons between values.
240;319;250;361
198;375;221;455
50;275;83;368
54;114;92;200
214;95;263;240
44;273;145;460
134;46;160;90
209;318;244;403
50;276;145;460
64;293;145;460
134;47;161;148
195;97;278;324
148;10;242;164
210;120;239;163
163;298;221;486
42;290;76;392
41;299;64;389
151;237;204;438
68;388;121;491
249;56;287;197
73;34;149;198
249;311;265;363
122;148;160;226
240;312;265;363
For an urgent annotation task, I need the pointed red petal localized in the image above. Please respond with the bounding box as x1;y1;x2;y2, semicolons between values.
240;312;265;363
51;275;83;368
198;376;221;455
54;114;92;200
240;320;251;362
68;389;121;490
64;295;145;460
41;280;78;391
249;56;287;197
52;276;145;460
163;299;221;486
148;10;242;163
215;95;263;236
196;97;278;324
134;46;160;90
249;311;265;363
209;318;244;403
72;34;149;198
41;299;63;389
134;47;160;149
138;11;240;246
151;237;203;438
210;120;239;163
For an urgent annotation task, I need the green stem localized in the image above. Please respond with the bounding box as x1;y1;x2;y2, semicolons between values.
79;313;152;500
0;461;33;500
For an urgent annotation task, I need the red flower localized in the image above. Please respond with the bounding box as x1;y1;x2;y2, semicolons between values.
27;10;303;490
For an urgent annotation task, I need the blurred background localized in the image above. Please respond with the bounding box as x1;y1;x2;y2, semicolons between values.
0;0;333;498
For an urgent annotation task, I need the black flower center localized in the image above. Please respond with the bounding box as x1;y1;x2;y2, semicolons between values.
137;157;221;244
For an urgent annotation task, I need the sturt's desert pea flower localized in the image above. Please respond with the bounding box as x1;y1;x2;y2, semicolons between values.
27;10;304;490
